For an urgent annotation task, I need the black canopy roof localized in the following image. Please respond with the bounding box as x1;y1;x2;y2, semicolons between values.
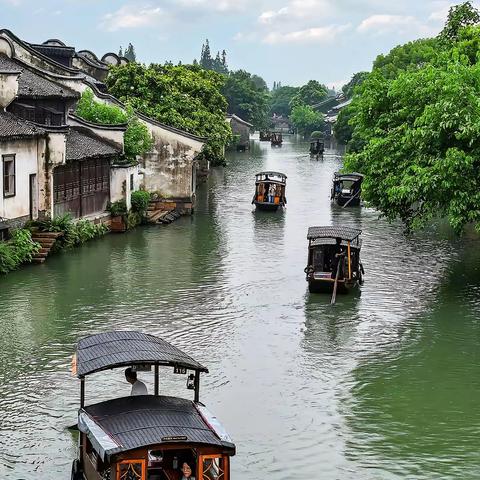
334;172;364;181
75;331;208;377
255;171;287;183
307;226;362;242
80;395;235;460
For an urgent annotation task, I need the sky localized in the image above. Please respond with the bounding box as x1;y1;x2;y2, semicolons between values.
0;0;473;89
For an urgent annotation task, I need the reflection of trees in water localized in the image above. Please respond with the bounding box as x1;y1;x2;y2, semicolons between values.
341;242;480;478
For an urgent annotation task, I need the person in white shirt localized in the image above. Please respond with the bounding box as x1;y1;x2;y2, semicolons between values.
125;367;148;396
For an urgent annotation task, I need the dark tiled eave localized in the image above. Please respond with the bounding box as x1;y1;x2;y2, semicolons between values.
0;111;45;140
66;127;120;161
0;54;79;100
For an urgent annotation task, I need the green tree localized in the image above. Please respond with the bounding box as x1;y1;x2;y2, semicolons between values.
269;85;299;116
439;1;480;41
342;72;369;98
344;60;480;233
222;70;269;129
289;80;328;109
75;89;153;162
123;43;137;62
251;74;268;92
200;39;213;70
290;105;324;136
105;63;231;166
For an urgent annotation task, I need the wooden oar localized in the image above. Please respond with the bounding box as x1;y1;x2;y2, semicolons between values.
331;258;342;305
342;190;361;208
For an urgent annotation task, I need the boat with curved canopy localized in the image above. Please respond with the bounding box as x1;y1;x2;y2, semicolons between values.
309;140;325;156
70;331;235;480
331;172;364;207
270;133;283;146
305;226;364;296
252;171;287;212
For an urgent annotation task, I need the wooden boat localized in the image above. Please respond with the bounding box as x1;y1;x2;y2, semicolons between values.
305;226;364;294
331;172;364;207
309;140;325;156
70;331;235;480
270;133;283;146
259;131;271;141
252;171;287;212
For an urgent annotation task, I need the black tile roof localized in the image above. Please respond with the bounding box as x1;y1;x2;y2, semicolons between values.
0;111;45;139
307;226;362;242
66;127;120;161
0;54;79;99
81;395;234;460
76;331;208;377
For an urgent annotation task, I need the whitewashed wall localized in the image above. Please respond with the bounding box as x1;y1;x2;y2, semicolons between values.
0;138;39;221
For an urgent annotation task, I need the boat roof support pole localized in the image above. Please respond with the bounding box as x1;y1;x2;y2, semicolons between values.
154;364;159;396
347;241;351;279
194;370;200;403
80;377;85;409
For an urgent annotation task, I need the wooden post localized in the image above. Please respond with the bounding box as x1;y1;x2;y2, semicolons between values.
194;371;200;403
154;364;159;396
80;377;85;409
347;241;351;279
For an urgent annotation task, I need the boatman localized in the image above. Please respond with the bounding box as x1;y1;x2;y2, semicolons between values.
331;237;346;279
125;367;148;396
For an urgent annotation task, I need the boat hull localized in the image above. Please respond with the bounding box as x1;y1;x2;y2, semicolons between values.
307;278;358;294
335;195;361;207
254;201;283;212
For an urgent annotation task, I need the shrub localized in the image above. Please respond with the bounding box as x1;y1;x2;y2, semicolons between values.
63;220;109;248
29;214;109;252
35;213;73;232
131;190;150;214
107;200;128;217
126;211;142;230
0;229;40;274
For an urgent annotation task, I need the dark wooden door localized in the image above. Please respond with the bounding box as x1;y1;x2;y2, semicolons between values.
54;158;110;218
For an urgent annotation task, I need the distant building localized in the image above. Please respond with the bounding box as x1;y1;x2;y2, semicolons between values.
226;114;252;151
270;114;292;133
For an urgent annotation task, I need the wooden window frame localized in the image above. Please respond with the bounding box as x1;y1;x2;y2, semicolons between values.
3;154;15;198
198;454;229;480
116;459;147;480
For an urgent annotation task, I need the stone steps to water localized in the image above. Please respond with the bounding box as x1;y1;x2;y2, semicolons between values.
31;231;63;264
146;206;181;225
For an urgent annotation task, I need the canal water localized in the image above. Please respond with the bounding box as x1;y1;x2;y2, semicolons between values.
0;136;479;479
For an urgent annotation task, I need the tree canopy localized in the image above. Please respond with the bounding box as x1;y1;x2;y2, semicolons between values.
269;85;299;116
105;63;231;166
198;39;228;74
75;89;152;162
119;43;137;62
439;1;480;41
343;4;480;233
222;70;269;129
289;80;328;109
290;105;324;137
342;72;369;98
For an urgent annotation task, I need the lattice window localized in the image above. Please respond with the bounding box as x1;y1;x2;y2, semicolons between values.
116;460;146;480
200;456;227;480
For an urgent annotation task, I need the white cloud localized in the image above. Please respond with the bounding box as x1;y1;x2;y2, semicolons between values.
175;0;253;12
101;5;164;31
263;23;351;44
258;0;334;25
357;14;435;36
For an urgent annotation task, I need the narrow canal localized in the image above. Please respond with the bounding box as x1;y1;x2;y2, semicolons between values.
1;136;480;480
